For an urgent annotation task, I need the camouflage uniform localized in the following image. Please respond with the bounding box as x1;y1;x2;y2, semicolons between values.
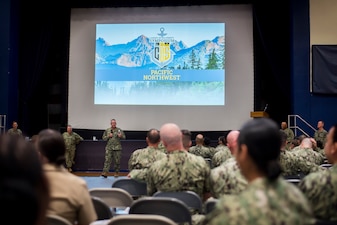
280;128;295;142
298;164;337;221
315;147;326;159
7;128;23;137
128;146;167;181
189;145;214;159
147;150;211;225
62;131;83;169
279;150;298;176
214;144;227;153
292;147;325;165
102;127;126;174
211;147;232;168
203;177;315;225
314;129;328;146
205;146;216;158
280;128;295;149
157;141;167;153
280;150;325;177
209;157;248;198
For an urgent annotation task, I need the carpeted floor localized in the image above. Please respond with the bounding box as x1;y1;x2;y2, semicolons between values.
80;176;123;189
75;172;128;189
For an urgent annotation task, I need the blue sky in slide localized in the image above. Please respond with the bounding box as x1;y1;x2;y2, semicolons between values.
96;23;225;47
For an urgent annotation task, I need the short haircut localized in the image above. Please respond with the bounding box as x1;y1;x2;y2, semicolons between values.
181;129;192;148
37;129;66;166
147;128;160;144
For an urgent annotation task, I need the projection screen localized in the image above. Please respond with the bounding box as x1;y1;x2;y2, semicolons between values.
68;5;253;131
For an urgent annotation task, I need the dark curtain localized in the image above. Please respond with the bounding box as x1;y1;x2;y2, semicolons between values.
312;45;337;94
252;1;291;123
18;1;70;136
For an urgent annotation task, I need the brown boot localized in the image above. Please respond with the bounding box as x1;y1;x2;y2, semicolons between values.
68;168;72;172
101;172;108;178
114;172;119;178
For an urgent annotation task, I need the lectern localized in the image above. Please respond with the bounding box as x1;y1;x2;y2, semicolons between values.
250;111;269;118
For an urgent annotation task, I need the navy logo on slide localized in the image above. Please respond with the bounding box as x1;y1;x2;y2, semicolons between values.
150;27;175;68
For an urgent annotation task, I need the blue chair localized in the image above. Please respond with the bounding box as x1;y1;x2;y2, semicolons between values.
106;214;177;225
129;196;192;225
111;177;147;200
153;190;203;214
89;187;133;216
91;196;113;220
315;219;337;225
204;198;219;214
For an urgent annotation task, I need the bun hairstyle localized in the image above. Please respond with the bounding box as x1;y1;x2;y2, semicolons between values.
238;118;282;181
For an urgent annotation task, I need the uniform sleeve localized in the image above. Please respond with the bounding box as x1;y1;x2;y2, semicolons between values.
77;186;97;225
75;132;84;144
146;165;157;196
102;129;109;141
128;151;139;170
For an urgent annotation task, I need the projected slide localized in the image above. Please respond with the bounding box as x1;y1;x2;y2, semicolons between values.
94;23;225;105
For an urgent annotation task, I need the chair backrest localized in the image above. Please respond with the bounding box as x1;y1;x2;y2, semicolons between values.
315;219;337;225
286;178;301;186
107;214;177;225
89;188;134;209
91;196;114;220
204;198;219;214
129;196;192;225
111;177;147;199
153;190;203;213
320;163;333;168
46;214;72;225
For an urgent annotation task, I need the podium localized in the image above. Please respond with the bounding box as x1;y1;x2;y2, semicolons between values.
250;111;269;118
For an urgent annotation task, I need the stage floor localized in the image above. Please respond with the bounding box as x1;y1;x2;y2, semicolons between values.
74;171;129;177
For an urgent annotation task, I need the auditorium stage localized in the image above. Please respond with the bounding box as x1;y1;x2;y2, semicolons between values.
72;133;224;173
73;172;129;177
72;140;147;173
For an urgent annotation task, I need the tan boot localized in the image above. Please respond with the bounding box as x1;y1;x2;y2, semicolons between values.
101;172;107;178
68;168;72;172
114;172;119;178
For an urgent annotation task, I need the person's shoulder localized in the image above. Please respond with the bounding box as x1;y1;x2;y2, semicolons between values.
187;151;208;162
156;150;167;156
148;156;167;169
281;150;296;158
64;172;89;186
216;192;242;210
211;163;228;175
131;148;144;155
300;169;330;188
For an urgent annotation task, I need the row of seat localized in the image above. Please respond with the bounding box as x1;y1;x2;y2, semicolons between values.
97;214;178;225
110;177;147;200
47;213;178;225
49;184;337;225
94;176;337;225
89;184;219;225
